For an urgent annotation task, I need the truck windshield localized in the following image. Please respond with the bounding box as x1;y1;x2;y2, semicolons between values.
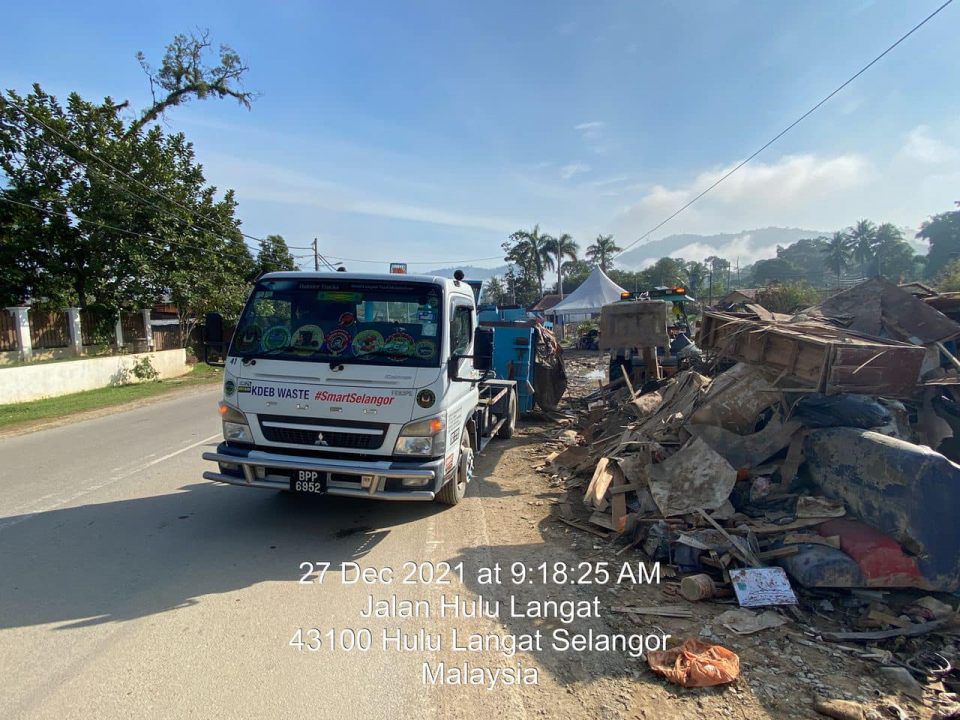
230;278;444;367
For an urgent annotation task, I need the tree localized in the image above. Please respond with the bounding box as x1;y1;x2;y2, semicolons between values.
480;276;508;306
848;219;877;276
685;261;709;297
257;234;296;274
756;282;820;314
561;260;591;295
821;231;852;284
545;233;578;298
935;259;960;292
585;234;621;271
505;225;553;299
919;205;960;278
752;257;802;285
648;257;688;287
127;30;256;139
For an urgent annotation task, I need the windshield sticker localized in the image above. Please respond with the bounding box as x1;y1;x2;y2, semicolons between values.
421;323;437;337
317;291;361;303
262;326;291;352
313;390;394;406
352;329;384;356
291;324;324;354
418;309;436;321
415;339;436;359
338;312;356;326
384;331;415;360
234;326;262;353
324;328;351;356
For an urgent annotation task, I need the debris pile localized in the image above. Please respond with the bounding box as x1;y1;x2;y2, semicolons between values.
543;278;960;706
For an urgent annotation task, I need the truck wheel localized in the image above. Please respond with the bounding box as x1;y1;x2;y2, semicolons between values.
496;389;518;439
437;428;473;506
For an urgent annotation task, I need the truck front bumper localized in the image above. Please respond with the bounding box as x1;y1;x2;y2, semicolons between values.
202;443;446;501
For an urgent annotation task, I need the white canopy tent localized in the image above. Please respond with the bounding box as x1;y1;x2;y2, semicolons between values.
547;266;627;322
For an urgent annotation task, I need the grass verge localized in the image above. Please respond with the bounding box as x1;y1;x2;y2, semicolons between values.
0;363;222;431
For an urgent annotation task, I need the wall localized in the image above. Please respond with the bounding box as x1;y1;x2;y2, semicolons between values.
0;349;189;404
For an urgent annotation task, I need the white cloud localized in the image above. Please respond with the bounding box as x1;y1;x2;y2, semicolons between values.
574;121;605;142
206;154;518;234
900;125;959;164
559;163;591;180
611;153;871;242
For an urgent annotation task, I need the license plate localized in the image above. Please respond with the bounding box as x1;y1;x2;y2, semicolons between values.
291;469;325;494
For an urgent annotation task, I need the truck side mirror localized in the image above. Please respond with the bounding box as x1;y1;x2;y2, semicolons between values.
473;326;494;372
204;312;226;366
205;312;224;345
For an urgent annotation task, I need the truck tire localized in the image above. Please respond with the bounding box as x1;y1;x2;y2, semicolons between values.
436;427;473;506
496;389;518;439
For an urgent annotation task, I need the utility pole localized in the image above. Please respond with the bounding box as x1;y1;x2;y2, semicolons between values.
312;238;319;272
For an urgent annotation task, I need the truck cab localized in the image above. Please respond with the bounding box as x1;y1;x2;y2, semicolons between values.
201;271;517;505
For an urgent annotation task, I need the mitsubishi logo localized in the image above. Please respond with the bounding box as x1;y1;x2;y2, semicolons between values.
314;432;328;446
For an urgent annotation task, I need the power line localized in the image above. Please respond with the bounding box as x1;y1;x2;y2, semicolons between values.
324;254;504;266
0;95;313;251
0;194;254;261
614;0;954;259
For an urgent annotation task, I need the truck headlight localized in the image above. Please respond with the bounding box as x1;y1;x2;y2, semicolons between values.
219;402;253;443
394;413;446;457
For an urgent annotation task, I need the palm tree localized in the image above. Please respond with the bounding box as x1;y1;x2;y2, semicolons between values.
848;219;877;277
545;233;579;298
821;231;852;285
507;225;553;298
874;223;904;277
585;234;621;271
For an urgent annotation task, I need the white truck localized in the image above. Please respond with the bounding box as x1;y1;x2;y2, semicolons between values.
201;270;518;505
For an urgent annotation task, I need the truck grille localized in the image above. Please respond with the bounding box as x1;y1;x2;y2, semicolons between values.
257;415;388;450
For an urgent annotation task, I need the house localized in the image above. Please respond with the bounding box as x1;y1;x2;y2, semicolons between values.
717;288;759;306
530;294;563;314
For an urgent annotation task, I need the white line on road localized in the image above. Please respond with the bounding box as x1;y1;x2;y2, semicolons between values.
0;433;220;533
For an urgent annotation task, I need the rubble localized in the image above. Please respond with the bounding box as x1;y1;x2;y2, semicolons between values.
547;278;960;704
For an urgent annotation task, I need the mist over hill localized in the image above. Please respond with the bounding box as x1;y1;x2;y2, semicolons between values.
615;227;827;270
425;264;509;280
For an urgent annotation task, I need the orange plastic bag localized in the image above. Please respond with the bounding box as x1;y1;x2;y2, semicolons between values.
647;638;740;688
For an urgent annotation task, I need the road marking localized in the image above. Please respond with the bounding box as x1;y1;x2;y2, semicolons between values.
0;433;220;533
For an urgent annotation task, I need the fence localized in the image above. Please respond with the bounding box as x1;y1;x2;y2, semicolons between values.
80;309;115;346
29;310;70;349
153;325;182;351
0;312;16;351
120;311;147;344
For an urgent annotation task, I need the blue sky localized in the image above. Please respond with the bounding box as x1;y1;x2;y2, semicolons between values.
3;0;959;270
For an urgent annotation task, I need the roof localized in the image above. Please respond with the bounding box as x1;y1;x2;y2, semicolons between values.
898;281;939;298
720;288;758;301
531;294;562;312
547;267;627;315
804;277;960;345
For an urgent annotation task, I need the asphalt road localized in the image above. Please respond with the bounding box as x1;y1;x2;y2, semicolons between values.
0;388;573;720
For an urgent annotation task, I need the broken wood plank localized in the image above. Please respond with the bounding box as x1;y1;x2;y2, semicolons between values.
819;617;955;642
610;605;694;618
555;517;610;538
757;546;800;561
697;508;762;567
589;511;616;531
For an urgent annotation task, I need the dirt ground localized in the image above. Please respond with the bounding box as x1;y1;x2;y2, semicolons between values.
470;350;951;720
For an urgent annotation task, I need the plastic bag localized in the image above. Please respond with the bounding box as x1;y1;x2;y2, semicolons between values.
792;394;889;429
647;638;740;688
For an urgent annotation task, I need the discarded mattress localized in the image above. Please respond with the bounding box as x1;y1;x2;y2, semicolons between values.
804;427;960;591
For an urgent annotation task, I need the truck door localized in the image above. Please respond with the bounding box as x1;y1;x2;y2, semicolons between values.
446;297;479;448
